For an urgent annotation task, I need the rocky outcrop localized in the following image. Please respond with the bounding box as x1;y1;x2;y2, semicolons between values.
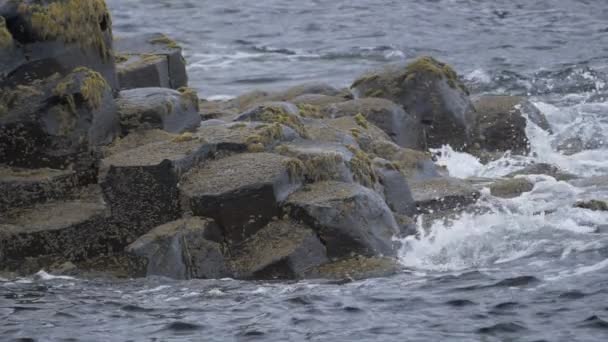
228;220;328;280
323;98;421;148
114;33;188;90
180;153;303;243
351;56;475;149
410;177;480;214
284;181;400;258
488;177;534;198
116;87;200;134
126;217;229;279
0;0;118;89
304;256;402;281
468;95;551;158
506;163;577;181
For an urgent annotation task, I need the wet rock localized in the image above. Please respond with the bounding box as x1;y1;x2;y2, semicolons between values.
126;217;229;279
228;220;328;280
270;82;342;101
114;33;187;90
368;139;440;181
291;94;347;107
180;153;303;243
0;0;117;89
469;95;550;156
0;67;119;169
373;159;417;216
323;98;421;148
506;163;577;181
235;102;307;137
489;177;534;198
0;166;80;213
351;56;475;149
197;121;299;154
304;256;402;281
102;129;175;157
410;177;480;214
393;213;418;238
555;132;606;156
0;188;113;268
575;200;608;212
283;181;400;258
275;141;355;183
100;137;215;234
116;87;200;135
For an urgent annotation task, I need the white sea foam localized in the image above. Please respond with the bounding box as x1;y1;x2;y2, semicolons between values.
33;270;75;281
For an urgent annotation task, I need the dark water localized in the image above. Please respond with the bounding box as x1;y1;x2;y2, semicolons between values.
3;0;608;341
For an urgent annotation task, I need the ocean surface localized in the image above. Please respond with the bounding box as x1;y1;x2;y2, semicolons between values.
3;0;608;341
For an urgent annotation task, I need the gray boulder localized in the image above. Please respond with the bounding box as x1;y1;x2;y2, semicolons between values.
126;217;229;279
228;220;328;280
304;256;402;281
374;158;417;216
180;153;304;244
0;0;117;88
100;137;215;234
410;177;480;214
114;33;188;90
351;56;475;149
197;121;299;154
506;163;577;181
116;87;201;135
323;98;421;148
488;177;534;198
283;181;400;258
0;67;119;169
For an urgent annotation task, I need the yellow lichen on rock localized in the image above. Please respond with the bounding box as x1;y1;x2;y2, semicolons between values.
177;87;199;110
53;68;109;110
296;103;323;118
258;106;307;137
404;56;468;93
18;0;113;58
354;113;369;129
346;145;377;187
282;158;305;180
0;16;13;48
149;34;180;49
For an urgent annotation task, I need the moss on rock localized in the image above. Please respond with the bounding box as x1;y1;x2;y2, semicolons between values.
0;15;13;48
149;34;180;49
54;67;109;110
18;0;113;59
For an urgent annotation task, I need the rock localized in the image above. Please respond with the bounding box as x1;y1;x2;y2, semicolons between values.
0;0;118;89
410;177;480;214
0;166;80;213
0;67;119;169
224;90;272;113
575;200;608;212
228;220;328;280
304;256;402;281
367;139;440;181
0;188;112;268
235;102;308;137
197;121;299;154
291;94;347;107
100;137;215;234
270;82;342;101
102;129;175;157
126;217;229;279
114;33;187;90
469;95;551;156
275;141;355;183
351;56;475;149
323;98;421;148
116;87;201;135
283;181;400;258
506;163;577;181
180;153;303;243
373;159;417;216
489;177;534;198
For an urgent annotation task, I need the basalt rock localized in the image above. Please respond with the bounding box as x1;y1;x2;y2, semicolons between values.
506;163;577;181
574;200;608;212
126;217;229;279
275;141;355;183
235;102;308;137
228;220;328;280
116;87;201;135
489;177;534;198
469;95;551;157
351;56;475;149
0;166;80;213
323;98;421;148
283;181;400;258
0;187;115;269
0;67;119;169
100;137;215;234
114;33;188;90
410;177;480;214
197;121;299;154
0;0;117;89
367;139;440;181
373;158;417;216
180;153;303;244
